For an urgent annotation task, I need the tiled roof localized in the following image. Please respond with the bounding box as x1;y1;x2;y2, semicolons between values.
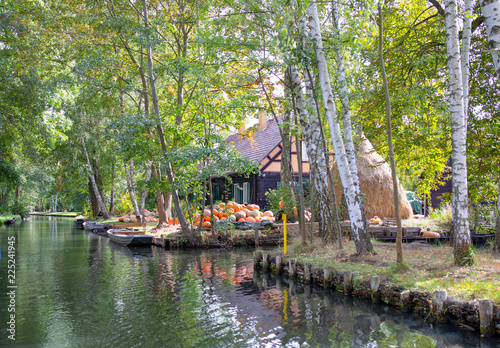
225;117;283;165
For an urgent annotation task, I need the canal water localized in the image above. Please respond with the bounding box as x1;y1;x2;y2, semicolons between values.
1;216;498;347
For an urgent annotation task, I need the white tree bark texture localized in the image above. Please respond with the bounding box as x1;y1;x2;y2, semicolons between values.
290;65;335;240
480;0;500;81
444;0;473;264
308;1;373;254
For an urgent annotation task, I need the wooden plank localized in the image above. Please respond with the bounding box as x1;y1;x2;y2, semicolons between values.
113;223;146;229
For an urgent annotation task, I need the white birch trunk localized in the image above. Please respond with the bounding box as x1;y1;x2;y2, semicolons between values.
290;65;335;240
479;0;500;81
81;138;110;219
460;0;474;121
331;2;369;236
308;1;372;254
444;0;473;265
494;175;500;250
124;159;141;217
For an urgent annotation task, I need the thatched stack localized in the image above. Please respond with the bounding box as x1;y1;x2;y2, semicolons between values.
331;137;413;219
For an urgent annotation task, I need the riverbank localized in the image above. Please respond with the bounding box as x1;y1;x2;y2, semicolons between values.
0;214;21;224
256;238;500;336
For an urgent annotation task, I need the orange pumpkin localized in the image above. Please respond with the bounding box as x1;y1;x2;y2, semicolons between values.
242;208;250;217
118;216;124;222
202;221;211;228
263;211;274;217
245;216;256;223
255;216;263;222
204;209;211;217
237;218;246;222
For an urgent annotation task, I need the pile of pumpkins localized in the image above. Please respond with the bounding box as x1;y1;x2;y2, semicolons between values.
117;210;159;223
193;201;275;228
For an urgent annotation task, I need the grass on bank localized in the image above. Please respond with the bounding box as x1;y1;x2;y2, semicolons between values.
280;236;500;304
0;214;21;223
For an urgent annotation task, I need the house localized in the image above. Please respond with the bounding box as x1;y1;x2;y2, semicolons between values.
212;114;310;209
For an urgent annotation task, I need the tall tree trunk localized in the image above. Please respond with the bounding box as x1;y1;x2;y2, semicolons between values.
142;0;197;244
331;2;367;225
152;165;168;226
444;0;473;266
124;159;141;217
461;0;474;123
479;0;500;81
495;174;500;251
81;138;110;219
138;164;152;218
290;65;335;242
163;191;172;221
14;186;19;215
89;178;99;217
109;161;115;214
378;4;403;263
308;1;373;254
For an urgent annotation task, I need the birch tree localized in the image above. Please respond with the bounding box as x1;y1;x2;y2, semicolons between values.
444;0;474;265
289;65;336;241
308;1;373;254
477;0;500;250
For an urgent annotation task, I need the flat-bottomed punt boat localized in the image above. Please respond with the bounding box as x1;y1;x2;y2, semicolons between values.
107;229;154;246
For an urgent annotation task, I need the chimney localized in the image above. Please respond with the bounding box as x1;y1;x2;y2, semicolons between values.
238;123;246;136
257;112;268;131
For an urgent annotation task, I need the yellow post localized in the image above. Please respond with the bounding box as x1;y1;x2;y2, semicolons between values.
283;214;287;255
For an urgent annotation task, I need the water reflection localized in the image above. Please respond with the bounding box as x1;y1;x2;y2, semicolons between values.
0;217;498;347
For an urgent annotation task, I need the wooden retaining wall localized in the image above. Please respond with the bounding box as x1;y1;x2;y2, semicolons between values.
253;251;500;337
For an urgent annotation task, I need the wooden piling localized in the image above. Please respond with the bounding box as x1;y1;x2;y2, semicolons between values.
479;300;494;336
274;255;282;274
400;290;411;309
304;262;312;282
434;289;447;317
289;258;297;277
323;268;332;287
262;253;270;270
253;250;262;268
343;271;352;295
370;275;381;302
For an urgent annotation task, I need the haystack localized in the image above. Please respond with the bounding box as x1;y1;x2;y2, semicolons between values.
331;137;413;219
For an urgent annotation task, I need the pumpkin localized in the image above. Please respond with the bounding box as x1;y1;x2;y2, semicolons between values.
255;216;263;222
245;216;256;223
118;216;124;222
242;208;251;217
202;221;211;228
237;218;246;222
234;211;246;221
263;211;274;217
248;210;260;218
204;209;211;217
232;204;241;213
227;214;236;221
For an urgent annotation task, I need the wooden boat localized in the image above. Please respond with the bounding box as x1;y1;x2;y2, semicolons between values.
3;218;16;226
107;229;154;246
83;221;107;231
74;218;85;229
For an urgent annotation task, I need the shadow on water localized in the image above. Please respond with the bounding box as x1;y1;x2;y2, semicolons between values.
0;216;498;347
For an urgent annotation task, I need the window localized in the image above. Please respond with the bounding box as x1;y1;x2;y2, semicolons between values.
301;141;309;162
213;183;220;201
233;182;251;204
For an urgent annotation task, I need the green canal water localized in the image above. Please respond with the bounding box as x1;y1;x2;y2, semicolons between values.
1;216;499;347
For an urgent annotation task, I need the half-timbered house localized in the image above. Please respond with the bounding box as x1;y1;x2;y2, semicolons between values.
212;115;310;209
